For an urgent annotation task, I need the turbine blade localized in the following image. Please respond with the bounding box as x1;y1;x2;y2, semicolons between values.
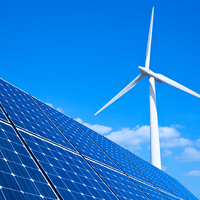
95;73;145;116
145;7;154;69
150;72;200;98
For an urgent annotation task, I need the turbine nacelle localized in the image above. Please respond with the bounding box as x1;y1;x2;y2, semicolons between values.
138;66;162;83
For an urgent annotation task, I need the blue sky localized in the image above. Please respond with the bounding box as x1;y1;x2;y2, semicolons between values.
1;0;200;198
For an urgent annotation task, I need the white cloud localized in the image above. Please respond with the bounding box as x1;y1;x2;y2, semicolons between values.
46;103;53;107
184;170;200;177
162;149;172;157
158;126;192;148
160;138;193;148
195;139;200;148
56;107;64;113
159;126;180;139
75;118;112;135
46;102;64;113
74;118;192;152
161;165;167;172
176;147;200;162
106;125;191;151
106;126;149;151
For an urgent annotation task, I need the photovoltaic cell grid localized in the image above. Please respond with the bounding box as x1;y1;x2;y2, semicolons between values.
32;99;193;200
139;160;194;200
76;122;180;196
33;98;120;170
0;121;58;200
108;138;194;200
75;121;152;185
0;107;8;122
0;79;75;152
34;95;197;200
88;160;150;200
131;179;171;200
109;140;190;199
156;168;198;200
133;179;182;200
19;129;117;200
132;155;190;199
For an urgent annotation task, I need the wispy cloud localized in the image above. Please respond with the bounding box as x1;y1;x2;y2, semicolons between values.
46;103;64;113
46;103;53;107
184;170;200;177
106;126;149;151
159;126;192;148
75;118;192;153
75;118;112;134
107;125;192;151
159;126;180;139
162;165;167;172
56;107;64;113
160;138;193;148
176;147;200;162
195;139;200;148
162;149;172;157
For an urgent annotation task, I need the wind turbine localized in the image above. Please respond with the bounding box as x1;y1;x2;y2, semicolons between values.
94;7;200;170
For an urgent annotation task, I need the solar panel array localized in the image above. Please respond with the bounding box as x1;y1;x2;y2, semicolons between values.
0;78;198;200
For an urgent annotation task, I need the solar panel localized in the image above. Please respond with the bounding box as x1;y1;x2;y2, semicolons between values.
130;179;177;200
0;78;75;151
0;107;8;122
18;129;118;200
0;121;58;199
0;78;197;200
135;158;193;199
33;98;120;170
88;160;149;200
76;122;185;196
155;167;198;200
107;137;195;200
75;121;152;185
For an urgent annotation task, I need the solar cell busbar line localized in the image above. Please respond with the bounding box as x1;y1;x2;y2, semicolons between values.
0;78;198;200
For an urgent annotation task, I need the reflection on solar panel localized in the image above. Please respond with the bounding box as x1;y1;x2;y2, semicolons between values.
0;78;197;200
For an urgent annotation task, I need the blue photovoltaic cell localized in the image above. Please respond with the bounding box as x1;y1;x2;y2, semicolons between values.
0;78;75;151
0;107;8;122
33;98;120;170
0;121;58;200
78;122;178;196
19;129;118;200
159;192;183;200
106;138;180;195
76;121;152;185
117;147;188;200
79;123;197;200
155;168;198;200
88;160;149;200
110;138;197;199
131;179;171;200
133;155;190;199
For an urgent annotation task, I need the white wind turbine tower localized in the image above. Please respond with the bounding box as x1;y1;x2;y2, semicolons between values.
94;7;200;170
